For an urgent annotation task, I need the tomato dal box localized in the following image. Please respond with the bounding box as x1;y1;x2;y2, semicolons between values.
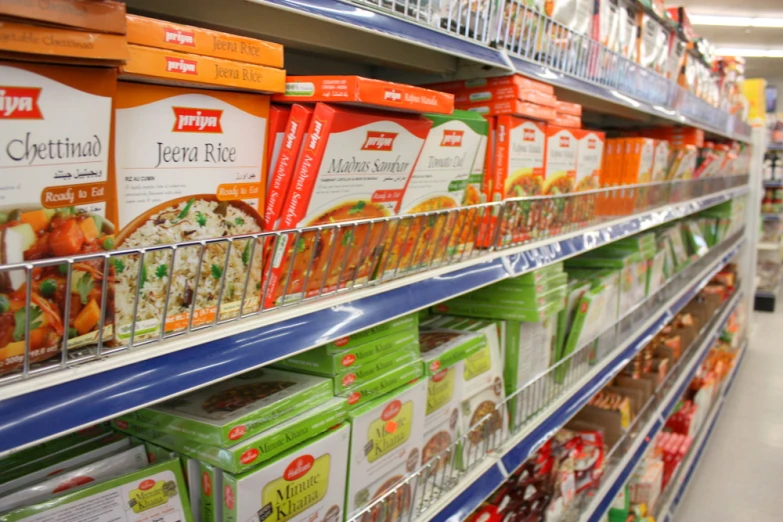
274;75;453;114
122;368;332;448
346;380;427;521
0;458;193;522
221;424;350;522
265;103;432;307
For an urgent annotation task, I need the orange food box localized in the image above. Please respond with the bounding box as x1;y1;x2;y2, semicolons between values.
265;103;432;306
554;113;581;129
458;100;557;121
555;101;582;116
110;82;270;341
0;20;128;65
266;105;290;195
0;0;126;34
669;145;698;180
126;15;284;68
426;74;554;96
543;125;578;194
120;44;285;93
624;138;655;184
273;76;453;114
264;104;312;231
452;85;557;107
0;60;117;372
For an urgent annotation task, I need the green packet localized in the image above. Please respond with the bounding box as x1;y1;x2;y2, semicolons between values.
461;283;566;309
341;359;425;409
322;313;418;354
436;296;564;322
0;459;193;522
419;328;487;374
556;278;593;363
114;398;349;474
502;271;568;290
514;262;564;285
123;367;332;448
329;345;420;393
274;329;419;375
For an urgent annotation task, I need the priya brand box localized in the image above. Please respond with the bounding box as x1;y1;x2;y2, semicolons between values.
126;15;284;68
222;424;350;522
274;75;453;114
266;105;290;194
0;21;128;65
575;129;605;192
426;75;554;95
265;103;431;306
0;0;126;34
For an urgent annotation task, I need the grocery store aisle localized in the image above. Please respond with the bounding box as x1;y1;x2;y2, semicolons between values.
677;307;783;521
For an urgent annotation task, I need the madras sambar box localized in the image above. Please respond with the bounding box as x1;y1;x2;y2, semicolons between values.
346;380;427;521
265;103;432;306
123;368;332;447
221;424;350;522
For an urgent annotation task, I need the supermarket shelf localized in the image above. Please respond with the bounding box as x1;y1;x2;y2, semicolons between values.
419;234;744;522
0;186;747;456
579;290;742;522
763;179;783;188
757;242;782;251
123;0;751;143
657;340;747;522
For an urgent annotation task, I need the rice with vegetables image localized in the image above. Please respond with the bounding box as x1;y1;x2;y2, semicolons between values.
114;196;263;342
0;207;115;375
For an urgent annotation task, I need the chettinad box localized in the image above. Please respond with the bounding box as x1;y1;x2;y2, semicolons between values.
221;424;350;522
0;21;128;65
0;0;126;34
274;75;453;114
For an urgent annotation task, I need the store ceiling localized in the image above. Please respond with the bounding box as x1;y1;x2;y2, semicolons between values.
677;0;783;78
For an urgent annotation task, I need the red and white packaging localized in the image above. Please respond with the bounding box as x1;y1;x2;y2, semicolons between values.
265;103;431;306
554;113;582;128
459;100;557;121
266;105;290;195
555;101;582;116
543;125;578;195
427;74;554;95
575;130;605;192
652;139;671;181
452;86;557;107
264;104;313;230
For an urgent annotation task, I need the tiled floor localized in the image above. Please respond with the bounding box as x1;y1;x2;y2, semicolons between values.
676;307;783;521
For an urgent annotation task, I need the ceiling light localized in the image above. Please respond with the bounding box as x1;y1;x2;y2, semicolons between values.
715;48;783;57
690;15;783;28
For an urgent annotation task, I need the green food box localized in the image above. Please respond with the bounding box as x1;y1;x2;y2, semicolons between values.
0;459;193;522
124;368;332;447
566;251;645;313
114;397;349;474
419;328;487;374
274;328;419;375
199;461;222;522
322;314;418;354
514;263;564;285
346;380;427;521
341;358;425;409
647;250;667;297
222;424;350;522
556;278;593;363
435;298;563;322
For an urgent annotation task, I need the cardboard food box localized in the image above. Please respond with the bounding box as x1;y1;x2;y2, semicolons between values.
0;20;128;65
220;424;350;522
124;368;332;447
435;297;563;323
346;380;426;521
114;397;349;474
319;313;418;354
421;364;462;474
0;61;117;371
555;101;582;116
126;15;283;68
543;125;578;195
493;116;546;205
574;130;605;192
0;0;126;34
274;327;419;377
327;345;421;394
199;461;222;522
265;103;432;306
264;104;312;230
109;81;270;341
555;278;593;364
554;113;581;129
341;358;424;409
0;445;149;514
426;75;554;96
0;433;130;495
0;458;193;522
460;99;557;120
119;45;285;93
452;86;557;107
383;110;487;275
266;105;290;191
274;76;453;114
419;328;487;375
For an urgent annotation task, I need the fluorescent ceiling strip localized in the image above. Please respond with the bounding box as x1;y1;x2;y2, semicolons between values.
690;14;783;28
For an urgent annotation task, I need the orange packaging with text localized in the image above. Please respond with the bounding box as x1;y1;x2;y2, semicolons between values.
426;74;554;96
452;85;557;107
273;76;453;114
119;45;285;93
0;60;117;372
264;103;432;307
0;0;126;34
126;15;284;68
109;81;270;341
476;115;497;248
264;104;312;231
266;105;291;195
554;113;581;128
555;101;582;116
0;20;128;65
457;100;557;121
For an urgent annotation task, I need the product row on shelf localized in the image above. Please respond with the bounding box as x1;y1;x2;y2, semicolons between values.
0;0;752;391
0;198;747;522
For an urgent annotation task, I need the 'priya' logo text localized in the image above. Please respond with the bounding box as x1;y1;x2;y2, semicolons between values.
0;87;43;119
165;56;198;75
172;107;223;133
361;131;397;151
164;28;195;46
383;89;402;102
440;130;464;147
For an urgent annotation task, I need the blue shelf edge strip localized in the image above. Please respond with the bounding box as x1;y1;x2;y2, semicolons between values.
0;187;744;455
429;239;741;522
585;291;741;522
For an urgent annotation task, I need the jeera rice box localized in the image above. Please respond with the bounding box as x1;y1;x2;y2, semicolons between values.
221;424;350;522
0;458;193;522
346;380;427;521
